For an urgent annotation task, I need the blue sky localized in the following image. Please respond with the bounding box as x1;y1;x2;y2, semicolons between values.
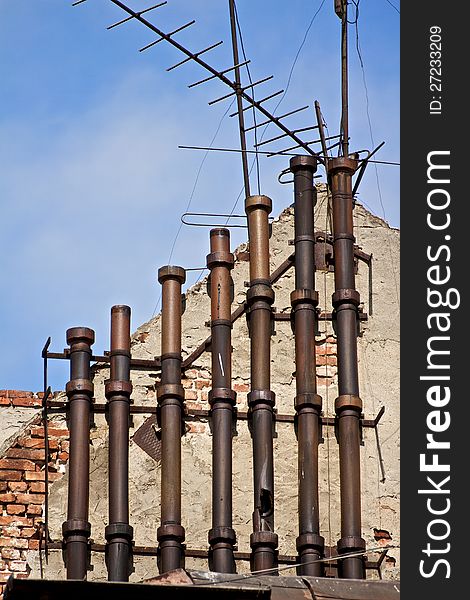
0;0;399;391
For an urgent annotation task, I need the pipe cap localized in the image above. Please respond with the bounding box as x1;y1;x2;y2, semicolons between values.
158;265;186;285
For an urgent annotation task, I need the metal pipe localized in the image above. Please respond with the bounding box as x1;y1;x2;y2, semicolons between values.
157;266;186;573
289;156;324;576
105;306;134;581
329;157;366;579
245;195;278;572
62;327;95;580
207;229;237;573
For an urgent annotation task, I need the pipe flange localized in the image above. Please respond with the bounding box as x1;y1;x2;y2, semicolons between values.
332;288;360;307
208;527;237;545
289;155;317;173
157;523;185;543
105;523;133;542
327;157;358;175
66;327;95;347
158;265;186;285
66;379;94;398
250;531;278;549
247;390;276;409
157;383;184;401
337;535;366;553
245;195;272;213
291;289;319;307
335;394;362;413
293;235;316;244
296;533;325;553
206;251;235;270
295;393;322;411
62;519;91;538
105;379;133;398
209;388;237;406
247;282;275;305
160;352;182;362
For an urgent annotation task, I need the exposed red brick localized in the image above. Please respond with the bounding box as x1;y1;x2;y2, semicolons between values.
29;427;69;439
0;560;7;571
187;423;206;434
233;383;250;392
185;402;203;411
0;460;36;472
60;441;69;452
1;527;20;537
7;483;27;493
15;494;43;505
315;355;337;366
0;537;28;549
28;482;45;494
0;471;22;482
0;397;11;406
0;494;16;504
26;505;42;516
0;484;6;493
200;391;209;402
19;528;36;538
0;572;13;582
1;548;20;561
6;505;25;516
17;438;58;450
5;449;45;461
0;517;33;527
28;539;40;550
182;379;194;389
12;397;41;408
195;380;210;390
184;369;198;379
184;390;197;401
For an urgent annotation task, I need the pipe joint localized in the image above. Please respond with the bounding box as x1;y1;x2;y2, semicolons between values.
208;526;237;546
289;155;317;173
105;523;133;542
291;289;319;307
337;535;366;553
66;327;95;347
105;379;132;399
209;387;237;407
294;234;316;245
296;533;325;553
335;394;362;413
206;251;235;270
157;383;184;402
247;281;274;305
248;389;276;410
210;318;232;328
245;194;272;214
295;393;322;411
334;232;356;243
250;531;278;549
327;157;358;175
109;349;131;359
62;519;91;539
158;265;186;285
157;523;185;543
332;288;360;307
66;379;94;398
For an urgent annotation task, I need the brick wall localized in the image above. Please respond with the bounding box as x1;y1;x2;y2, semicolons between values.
0;392;69;598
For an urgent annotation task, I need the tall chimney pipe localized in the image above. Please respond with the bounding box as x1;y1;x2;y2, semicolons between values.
105;305;134;581
62;327;94;580
328;156;366;579
289;156;324;576
157;266;186;573
207;228;237;573
245;195;278;572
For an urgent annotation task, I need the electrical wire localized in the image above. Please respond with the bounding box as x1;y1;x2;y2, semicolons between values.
384;0;400;14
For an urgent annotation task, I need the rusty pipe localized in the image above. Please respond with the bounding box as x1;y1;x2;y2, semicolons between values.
157;266;186;573
290;156;324;576
105;305;133;581
245;195;278;572
329;157;365;579
62;327;95;580
207;229;237;573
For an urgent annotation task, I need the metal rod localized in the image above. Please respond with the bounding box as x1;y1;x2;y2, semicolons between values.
314;101;329;170
105;306;134;581
62;327;95;580
207;229;237;573
229;90;284;117
228;0;251;198
339;0;349;157
188;60;250;88
328;156;366;579
107;2;167;30
289;156;324;576
157;266;186;573
167;40;223;72
245;195;278;572
41;338;51;561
